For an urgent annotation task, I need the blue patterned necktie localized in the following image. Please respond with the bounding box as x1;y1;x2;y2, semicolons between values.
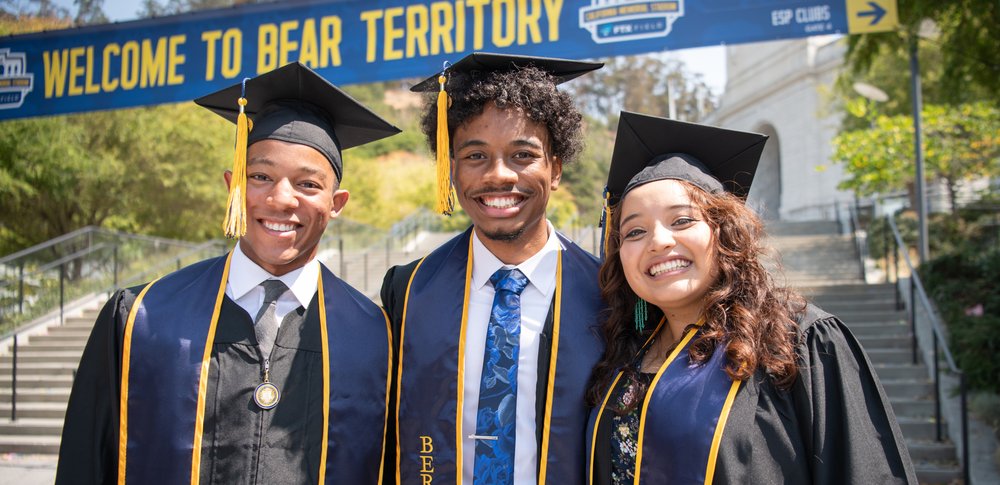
473;268;529;485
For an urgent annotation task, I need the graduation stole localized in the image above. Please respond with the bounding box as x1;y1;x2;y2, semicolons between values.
587;320;742;485
395;229;604;484
117;252;392;485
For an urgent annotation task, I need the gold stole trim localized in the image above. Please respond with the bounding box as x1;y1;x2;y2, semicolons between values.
394;237;474;484
117;251;234;485
317;272;330;483
588;317;666;485
632;320;742;485
537;252;563;484
377;305;393;485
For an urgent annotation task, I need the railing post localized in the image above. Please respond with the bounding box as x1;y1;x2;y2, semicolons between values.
883;216;890;283
910;279;918;365
933;333;942;442
364;252;369;292
113;244;119;289
959;372;970;485
893;231;902;309
59;263;66;325
386;238;391;268
17;261;24;314
339;239;345;278
10;334;16;421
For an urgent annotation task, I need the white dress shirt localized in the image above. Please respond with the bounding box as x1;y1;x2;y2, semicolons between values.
462;222;563;484
226;243;318;325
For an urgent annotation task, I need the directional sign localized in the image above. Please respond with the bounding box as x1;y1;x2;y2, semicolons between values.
846;0;899;34
0;0;900;121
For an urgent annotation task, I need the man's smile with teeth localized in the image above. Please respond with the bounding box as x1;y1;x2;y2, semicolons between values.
263;221;297;232
649;259;691;276
480;195;523;209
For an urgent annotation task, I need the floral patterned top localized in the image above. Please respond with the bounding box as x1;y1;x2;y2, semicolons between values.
610;372;655;485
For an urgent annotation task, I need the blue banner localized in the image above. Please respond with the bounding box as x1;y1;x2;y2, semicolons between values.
0;0;897;120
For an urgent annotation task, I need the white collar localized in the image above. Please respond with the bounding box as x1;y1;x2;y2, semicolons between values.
471;221;563;298
228;242;319;308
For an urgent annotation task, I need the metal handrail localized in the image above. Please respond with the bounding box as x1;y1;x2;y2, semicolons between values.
886;214;969;484
846;201;868;282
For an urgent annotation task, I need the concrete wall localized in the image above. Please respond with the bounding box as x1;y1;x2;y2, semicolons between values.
708;36;855;221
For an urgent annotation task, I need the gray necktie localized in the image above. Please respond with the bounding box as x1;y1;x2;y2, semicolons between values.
254;279;288;358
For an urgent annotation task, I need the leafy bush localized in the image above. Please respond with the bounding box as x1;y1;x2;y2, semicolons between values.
921;247;1000;392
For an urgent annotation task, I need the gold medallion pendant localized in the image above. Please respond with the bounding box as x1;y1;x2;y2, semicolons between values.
255;358;280;409
254;381;280;409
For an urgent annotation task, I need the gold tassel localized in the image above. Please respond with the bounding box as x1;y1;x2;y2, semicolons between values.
435;74;455;215
601;192;612;258
223;96;250;238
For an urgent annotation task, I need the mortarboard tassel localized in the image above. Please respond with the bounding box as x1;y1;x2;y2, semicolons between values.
599;189;612;259
223;91;251;238
435;72;455;215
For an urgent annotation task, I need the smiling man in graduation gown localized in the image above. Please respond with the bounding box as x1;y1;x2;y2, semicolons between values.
380;53;606;485
56;62;401;485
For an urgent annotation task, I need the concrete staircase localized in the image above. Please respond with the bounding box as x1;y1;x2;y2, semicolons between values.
771;220;961;484
0;230;458;456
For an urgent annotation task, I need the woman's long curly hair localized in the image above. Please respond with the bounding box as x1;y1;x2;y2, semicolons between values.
586;180;806;412
419;66;583;163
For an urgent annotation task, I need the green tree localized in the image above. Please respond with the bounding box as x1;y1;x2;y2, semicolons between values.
832;102;999;211
0;104;231;254
839;0;998;127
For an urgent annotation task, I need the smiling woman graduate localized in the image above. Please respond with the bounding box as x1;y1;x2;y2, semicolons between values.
55;63;400;485
585;112;918;485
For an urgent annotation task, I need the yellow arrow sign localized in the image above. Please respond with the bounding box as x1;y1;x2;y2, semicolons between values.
847;0;899;34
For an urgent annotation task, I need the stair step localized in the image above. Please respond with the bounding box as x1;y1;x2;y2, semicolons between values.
855;335;915;349
898;417;944;441
914;465;962;485
0;375;75;388
0;388;71;403
881;380;933;400
906;439;958;462
15;343;87;353
25;334;93;344
866;348;918;365
0;350;83;363
890;398;935;418
0;418;64;436
0;363;79;376
0;434;61;454
874;364;928;381
846;324;911;338
0;402;67;419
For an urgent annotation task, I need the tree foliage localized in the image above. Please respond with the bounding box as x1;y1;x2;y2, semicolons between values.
843;0;999;107
0;104;232;254
832;102;999;208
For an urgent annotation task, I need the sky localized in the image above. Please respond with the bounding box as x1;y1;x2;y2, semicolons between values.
50;0;728;94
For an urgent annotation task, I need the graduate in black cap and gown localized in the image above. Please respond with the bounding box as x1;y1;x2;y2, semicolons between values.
56;62;400;485
585;111;918;485
380;52;605;484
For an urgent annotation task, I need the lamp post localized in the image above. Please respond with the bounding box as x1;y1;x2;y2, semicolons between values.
908;34;929;264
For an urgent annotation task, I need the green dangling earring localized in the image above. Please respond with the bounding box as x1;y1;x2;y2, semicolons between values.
634;298;648;333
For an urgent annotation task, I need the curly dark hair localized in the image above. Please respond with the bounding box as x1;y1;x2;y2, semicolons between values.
587;180;807;412
419;66;583;162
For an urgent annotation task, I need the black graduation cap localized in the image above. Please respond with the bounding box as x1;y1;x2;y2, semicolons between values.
410;52;602;215
195;62;401;180
409;52;603;93
606;111;768;206
194;62;400;238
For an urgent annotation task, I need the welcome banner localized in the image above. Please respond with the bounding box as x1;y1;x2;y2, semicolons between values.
0;0;897;120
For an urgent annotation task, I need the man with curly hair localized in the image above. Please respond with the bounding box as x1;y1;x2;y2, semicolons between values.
380;53;605;485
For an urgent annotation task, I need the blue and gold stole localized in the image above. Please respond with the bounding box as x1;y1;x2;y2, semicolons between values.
395;229;604;484
116;252;392;485
587;320;742;485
